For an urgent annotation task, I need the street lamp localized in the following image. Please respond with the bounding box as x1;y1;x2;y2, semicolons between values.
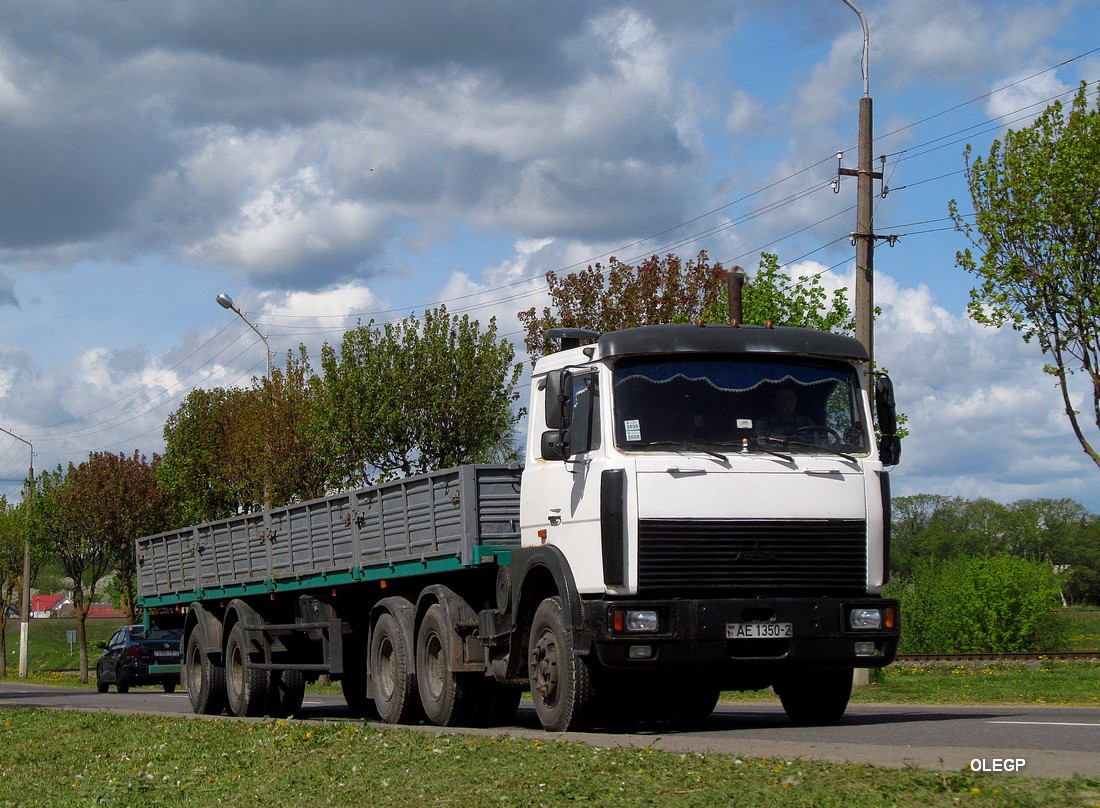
216;293;273;378
217;292;274;511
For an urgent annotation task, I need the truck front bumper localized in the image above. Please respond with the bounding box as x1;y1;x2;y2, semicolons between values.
583;596;899;672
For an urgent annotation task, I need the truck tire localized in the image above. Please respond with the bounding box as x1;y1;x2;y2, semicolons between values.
665;683;720;727
185;631;227;715
340;643;377;718
776;666;853;726
528;596;597;732
474;680;523;727
226;623;270;717
370;611;422;725
415;604;479;727
266;669;306;718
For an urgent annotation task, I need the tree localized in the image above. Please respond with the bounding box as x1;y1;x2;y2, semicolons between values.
161;351;330;520
886;554;1066;654
22;466;114;682
63;452;172;623
309;305;524;488
0;491;51;678
519;251;727;360
950;82;1100;469
519;250;854;361
159;386;239;523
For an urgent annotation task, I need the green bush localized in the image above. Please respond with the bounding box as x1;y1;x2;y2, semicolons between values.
885;554;1067;654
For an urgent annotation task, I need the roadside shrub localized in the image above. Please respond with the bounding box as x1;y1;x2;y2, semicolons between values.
885;554;1067;654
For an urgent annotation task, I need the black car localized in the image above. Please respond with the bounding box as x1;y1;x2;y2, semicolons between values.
95;624;182;693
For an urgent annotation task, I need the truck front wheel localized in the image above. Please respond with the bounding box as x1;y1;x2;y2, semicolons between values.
776;666;853;726
528;596;597;732
185;631;226;715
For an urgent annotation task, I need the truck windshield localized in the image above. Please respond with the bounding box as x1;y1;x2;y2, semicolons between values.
612;355;868;456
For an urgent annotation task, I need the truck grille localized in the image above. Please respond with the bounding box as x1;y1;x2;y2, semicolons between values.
637;518;867;595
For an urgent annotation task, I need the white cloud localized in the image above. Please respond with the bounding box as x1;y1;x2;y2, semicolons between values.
875;271;1098;508
984;71;1073;127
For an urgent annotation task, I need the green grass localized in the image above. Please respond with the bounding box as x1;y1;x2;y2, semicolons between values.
1061;608;1100;652
2;617;1100;804
0;708;1097;807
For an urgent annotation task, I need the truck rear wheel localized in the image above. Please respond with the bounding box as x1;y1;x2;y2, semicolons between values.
226;623;270;717
416;604;479;727
528;596;597;732
266;669;306;717
185;631;226;715
370;610;422;725
776;666;852;726
340;641;377;718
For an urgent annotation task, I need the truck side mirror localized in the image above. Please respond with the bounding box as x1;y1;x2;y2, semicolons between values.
874;375;901;465
566;371;595;457
539;369;597;461
543;371;567;429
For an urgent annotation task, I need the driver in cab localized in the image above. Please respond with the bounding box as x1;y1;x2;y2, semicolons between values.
762;385;812;437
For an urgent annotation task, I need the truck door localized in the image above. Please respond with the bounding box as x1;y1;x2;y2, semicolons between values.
530;366;612;594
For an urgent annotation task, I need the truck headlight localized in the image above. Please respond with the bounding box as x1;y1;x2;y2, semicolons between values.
849;608;882;630
626;610;659;632
611;608;660;633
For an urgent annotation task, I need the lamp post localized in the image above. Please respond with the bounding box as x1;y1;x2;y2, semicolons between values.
216;293;273;379
837;0;880;396
217;293;274;511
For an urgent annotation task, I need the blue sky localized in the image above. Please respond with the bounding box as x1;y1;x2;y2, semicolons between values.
1;0;1099;511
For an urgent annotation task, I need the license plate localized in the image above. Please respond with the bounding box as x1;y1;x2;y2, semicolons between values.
154;650;179;658
726;622;793;639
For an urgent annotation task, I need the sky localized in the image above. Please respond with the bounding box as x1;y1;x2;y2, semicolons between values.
0;0;1098;512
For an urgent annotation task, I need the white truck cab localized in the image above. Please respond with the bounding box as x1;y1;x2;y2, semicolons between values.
516;322;900;729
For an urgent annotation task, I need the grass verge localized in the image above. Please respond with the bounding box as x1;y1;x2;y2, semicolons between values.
0;708;1097;807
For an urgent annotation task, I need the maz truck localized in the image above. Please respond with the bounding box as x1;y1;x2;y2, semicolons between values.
137;322;901;732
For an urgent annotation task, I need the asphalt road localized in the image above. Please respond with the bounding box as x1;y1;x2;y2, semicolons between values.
1;682;1097;780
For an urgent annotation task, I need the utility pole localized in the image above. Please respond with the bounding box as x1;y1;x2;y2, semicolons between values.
837;1;881;395
0;427;33;678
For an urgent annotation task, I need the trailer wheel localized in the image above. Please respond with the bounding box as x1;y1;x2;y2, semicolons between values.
266;669;306;718
473;680;522;727
528;596;597;732
185;631;226;715
776;666;852;726
370;611;421;724
340;642;377;718
416;604;479;727
226;623;270;717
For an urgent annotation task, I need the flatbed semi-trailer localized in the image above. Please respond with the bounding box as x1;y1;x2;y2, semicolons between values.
139;323;901;731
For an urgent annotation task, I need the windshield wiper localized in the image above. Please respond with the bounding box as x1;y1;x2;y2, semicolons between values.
635;440;729;463
726;440;793;463
757;436;857;462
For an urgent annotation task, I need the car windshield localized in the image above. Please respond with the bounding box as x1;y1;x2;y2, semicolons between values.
145;629;182;641
612;355;868;456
